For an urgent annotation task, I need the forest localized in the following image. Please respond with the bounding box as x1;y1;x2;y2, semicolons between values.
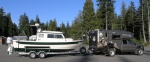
0;0;150;45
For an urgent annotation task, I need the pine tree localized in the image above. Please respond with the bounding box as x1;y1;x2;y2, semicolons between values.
135;0;148;43
66;21;71;38
0;8;6;36
97;0;116;30
35;15;40;24
12;23;19;36
53;19;57;31
82;0;96;33
40;22;46;30
19;13;30;37
125;1;136;34
60;22;66;33
70;11;83;39
120;1;127;30
45;21;49;30
147;0;150;43
6;13;13;37
48;19;53;30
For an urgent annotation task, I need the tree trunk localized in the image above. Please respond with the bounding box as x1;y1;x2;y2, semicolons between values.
142;3;147;44
105;2;108;30
147;1;150;44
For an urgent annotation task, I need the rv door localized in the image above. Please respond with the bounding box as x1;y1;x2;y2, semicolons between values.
89;31;98;48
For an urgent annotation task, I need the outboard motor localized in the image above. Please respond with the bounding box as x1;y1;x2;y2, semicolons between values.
6;37;13;55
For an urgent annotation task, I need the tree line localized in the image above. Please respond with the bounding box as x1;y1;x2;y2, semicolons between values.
0;0;150;44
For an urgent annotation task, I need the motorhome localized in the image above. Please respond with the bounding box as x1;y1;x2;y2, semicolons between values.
89;29;144;56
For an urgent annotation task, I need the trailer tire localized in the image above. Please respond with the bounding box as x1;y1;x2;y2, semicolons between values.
39;52;46;59
80;47;86;55
29;52;37;59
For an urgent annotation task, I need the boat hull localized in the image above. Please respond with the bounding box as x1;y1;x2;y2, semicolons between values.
13;40;83;52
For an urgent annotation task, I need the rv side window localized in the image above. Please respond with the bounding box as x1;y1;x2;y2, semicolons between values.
105;33;107;37
55;35;63;38
123;40;127;44
47;34;54;38
38;34;44;38
112;35;120;40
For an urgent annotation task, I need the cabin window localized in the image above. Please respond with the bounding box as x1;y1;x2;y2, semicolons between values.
112;35;121;40
55;35;63;38
47;34;54;38
128;40;135;45
38;34;44;38
123;40;127;44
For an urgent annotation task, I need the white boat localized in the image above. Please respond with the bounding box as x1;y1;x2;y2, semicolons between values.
9;23;86;58
13;30;83;52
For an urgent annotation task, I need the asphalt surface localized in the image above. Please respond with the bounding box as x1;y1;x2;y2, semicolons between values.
0;45;150;62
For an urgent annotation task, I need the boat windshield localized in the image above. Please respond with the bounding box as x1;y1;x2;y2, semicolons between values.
55;34;63;38
47;34;65;39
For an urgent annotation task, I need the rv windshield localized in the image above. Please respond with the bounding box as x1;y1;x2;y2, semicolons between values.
128;40;136;45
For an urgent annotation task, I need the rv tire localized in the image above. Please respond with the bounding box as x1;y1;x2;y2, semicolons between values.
137;49;143;56
108;49;115;57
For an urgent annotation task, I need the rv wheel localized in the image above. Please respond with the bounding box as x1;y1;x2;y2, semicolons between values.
29;52;37;59
108;49;115;57
80;47;86;55
137;49;143;55
39;52;46;59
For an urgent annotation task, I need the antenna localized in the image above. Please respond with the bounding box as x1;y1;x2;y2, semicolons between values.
30;23;39;27
30;23;42;32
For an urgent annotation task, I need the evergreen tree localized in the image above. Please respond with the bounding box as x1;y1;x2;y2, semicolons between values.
0;8;6;36
53;19;57;31
19;13;30;37
47;19;57;31
40;22;46;30
82;0;96;33
135;0;148;43
12;23;19;36
35;15;40;24
45;21;49;30
70;11;83;39
6;13;13;37
66;21;71;38
97;0;116;30
148;0;150;43
60;22;66;33
120;1;127;30
48;19;53;30
125;1;136;34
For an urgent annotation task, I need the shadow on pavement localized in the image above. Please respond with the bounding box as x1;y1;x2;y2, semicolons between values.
144;50;150;55
76;55;90;62
119;56;132;62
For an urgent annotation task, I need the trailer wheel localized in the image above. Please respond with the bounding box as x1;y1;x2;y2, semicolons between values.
108;49;115;57
29;52;36;59
80;47;86;55
137;49;143;55
39;52;46;59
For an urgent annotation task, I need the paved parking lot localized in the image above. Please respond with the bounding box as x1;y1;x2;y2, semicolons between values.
0;45;150;62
